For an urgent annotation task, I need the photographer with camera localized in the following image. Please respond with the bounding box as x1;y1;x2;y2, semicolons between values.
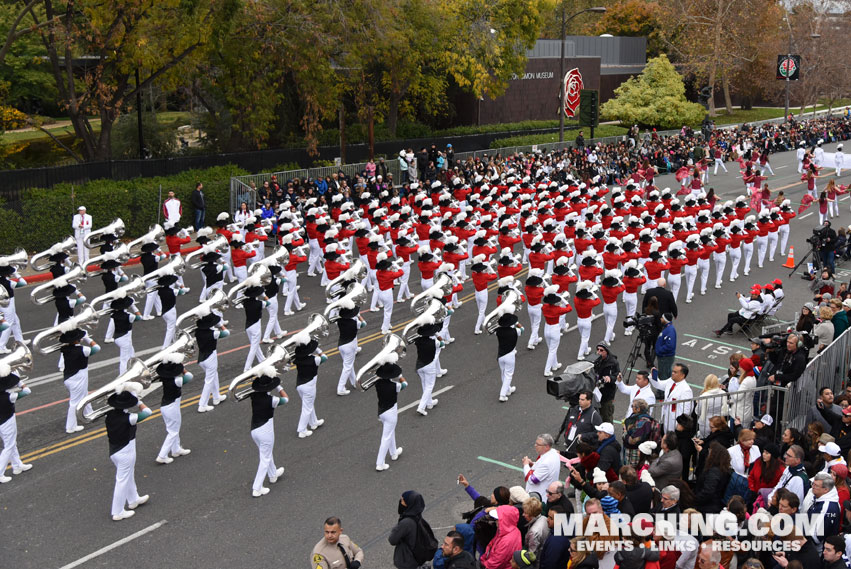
713;287;763;337
813;220;838;274
763;333;809;418
593;344;620;423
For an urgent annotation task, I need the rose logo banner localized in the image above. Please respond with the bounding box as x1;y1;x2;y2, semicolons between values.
563;68;584;118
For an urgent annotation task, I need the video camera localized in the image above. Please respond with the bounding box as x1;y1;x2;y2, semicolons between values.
808;226;830;250
623;314;656;335
546;361;596;405
759;332;789;352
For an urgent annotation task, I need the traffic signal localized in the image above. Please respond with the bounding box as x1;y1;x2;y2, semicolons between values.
579;89;599;128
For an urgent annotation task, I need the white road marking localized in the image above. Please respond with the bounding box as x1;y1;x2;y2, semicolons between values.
58;520;167;569
799;212;814;219
776;165;789;169
398;385;455;413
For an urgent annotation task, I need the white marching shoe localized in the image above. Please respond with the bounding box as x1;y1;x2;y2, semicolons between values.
269;467;285;483
112;510;135;521
252;487;270;497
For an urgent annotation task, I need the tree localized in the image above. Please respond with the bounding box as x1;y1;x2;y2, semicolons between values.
582;0;665;57
0;4;57;116
601;54;706;128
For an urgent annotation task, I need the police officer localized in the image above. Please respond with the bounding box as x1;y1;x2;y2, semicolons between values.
310;516;364;569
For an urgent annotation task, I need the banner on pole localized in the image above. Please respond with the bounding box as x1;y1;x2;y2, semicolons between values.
776;55;801;80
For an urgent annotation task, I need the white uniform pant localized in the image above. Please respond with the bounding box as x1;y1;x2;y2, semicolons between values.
417;364;437;413
767;231;779;261
337;339;357;391
198;353;221;408
712;251;727;287
498;350;516;397
115;332;134;374
200;280;223;303
684;264;698;300
234;265;248;283
397;262;412;301
284;270;303;312
250;419;277;492
0;415;23;473
756;235;768;267
420;276;434;292
527;304;542;348
378;288;394;333
728;247;742;280
577;316;592;359
263;296;283;341
222;250;236;282
761;162;775;176
110;440;141;517
64;369;91;432
244;321;265;371
376;404;398;467
474;289;488;333
0;298;24;347
742;242;754;274
779;225;790;256
440;313;454;342
603;302;618;343
543;322;562;372
142;284;162;318
714;158;728;174
307;239;322;275
76;236;89;264
296;377;318;433
161;307;177;348
669;273;682;301
697;257;710;294
157;399;182;459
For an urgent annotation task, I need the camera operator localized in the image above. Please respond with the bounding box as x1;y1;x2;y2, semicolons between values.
815;221;837;274
593;344;620;423
558;390;602;456
641;296;663;367
763;333;809;417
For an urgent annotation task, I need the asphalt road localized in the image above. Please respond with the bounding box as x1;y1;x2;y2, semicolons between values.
2;141;850;568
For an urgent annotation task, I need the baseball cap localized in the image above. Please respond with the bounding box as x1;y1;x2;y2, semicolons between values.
595;422;615;436
78;205;86;211
819;442;842;457
758;414;773;426
843;299;851;309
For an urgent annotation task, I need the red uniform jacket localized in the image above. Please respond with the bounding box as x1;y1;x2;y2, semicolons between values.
600;284;625;305
573;296;601;319
542;303;572;324
472;271;497;292
377;269;404;291
525;285;545;306
231;248;256;268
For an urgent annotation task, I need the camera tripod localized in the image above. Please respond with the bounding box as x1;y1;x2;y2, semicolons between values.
622;329;646;385
790;243;821;278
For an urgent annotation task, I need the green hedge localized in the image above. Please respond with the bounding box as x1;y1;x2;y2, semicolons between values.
490;125;628;148
3;164;248;253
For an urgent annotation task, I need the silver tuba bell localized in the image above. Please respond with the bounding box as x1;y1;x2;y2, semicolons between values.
402;299;448;344
144;331;197;369
127;224;165;259
30;263;87;305
483;289;522;334
85;243;131;276
0;341;34;382
302;312;330;342
185;235;229;269
90;276;145;316
410;273;453;314
76;358;153;423
31;236;76;271
142;255;186;293
85;218;125;249
324;283;367;322
255;245;290;270
33;304;99;354
0;249;29;272
226;264;272;307
227;344;290;402
325;259;367;300
355;333;407;391
174;289;228;333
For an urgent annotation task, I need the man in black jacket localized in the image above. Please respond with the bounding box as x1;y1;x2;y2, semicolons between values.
594;422;622;478
191;182;206;230
607;480;636;516
767;333;808;417
558;391;602;454
593;344;620;423
440;531;475;569
642;278;678;318
619;465;653;514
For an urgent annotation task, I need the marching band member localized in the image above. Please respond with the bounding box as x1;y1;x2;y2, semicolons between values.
214;212;237;283
164;222;191;289
158;273;187;349
322;244;350;300
104;382;151;520
523;271;545;349
242;285;267;372
247;370;288;497
755;212;771;269
666;242;687;300
374;255;404;335
111;296;140;374
711;224;729;289
727;222;745;282
54;284;83;324
495;311;523;402
621;261;645;336
600;270;624;346
259;265;287;344
373;359;406;472
541;285;572;376
0;366;32;484
72;205;92;264
415;322;443;416
293;333;327;438
140;241;164;320
0;264;26;354
154;357;193;464
282;240;307;315
196;311;230;412
417;248;442;291
230;238;256;283
199;250;226;302
777;200;796;257
697;229;716;296
741;216;757;276
767;209;782;262
334;301;366;396
100;258;126;344
471;255;497;335
683;235;701;304
244;219;267;264
394;234;418;302
60;328;100;433
573;281;600;361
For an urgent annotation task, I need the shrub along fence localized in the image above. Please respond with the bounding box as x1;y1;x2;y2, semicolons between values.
1;164;246;253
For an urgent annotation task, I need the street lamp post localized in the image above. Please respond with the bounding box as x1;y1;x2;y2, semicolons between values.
558;5;606;143
783;11;820;120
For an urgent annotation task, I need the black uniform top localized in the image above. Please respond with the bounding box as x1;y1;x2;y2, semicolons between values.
375;377;398;415
55;296;74;322
158;285;177;313
105;409;136;455
264;278;279;298
159;376;182;406
112;311;133;338
60;344;90;380
50;264;66;280
496;326;519;357
140;252;159;276
0;389;16;425
337;318;358;346
102;271;119;293
249;391;275;430
195;328;218;363
294;353;318;385
414;336;437;369
202;262;224;286
244;298;263;328
99;242;114;255
0;276;13;299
